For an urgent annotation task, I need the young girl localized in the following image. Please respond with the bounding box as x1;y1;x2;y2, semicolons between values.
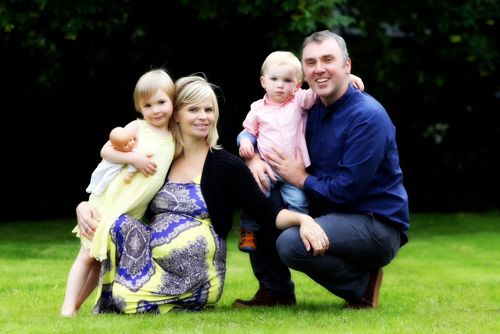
60;69;176;317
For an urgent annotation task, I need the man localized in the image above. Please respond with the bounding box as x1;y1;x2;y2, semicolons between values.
233;30;409;309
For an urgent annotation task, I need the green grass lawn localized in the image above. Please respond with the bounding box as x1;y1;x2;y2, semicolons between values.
0;213;499;333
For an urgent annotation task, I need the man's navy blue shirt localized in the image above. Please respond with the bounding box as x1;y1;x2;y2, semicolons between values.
304;85;409;243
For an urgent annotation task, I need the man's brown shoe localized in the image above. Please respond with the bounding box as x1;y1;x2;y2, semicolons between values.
232;286;296;308
345;268;383;309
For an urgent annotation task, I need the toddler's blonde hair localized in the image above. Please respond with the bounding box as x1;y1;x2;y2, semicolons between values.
261;51;303;81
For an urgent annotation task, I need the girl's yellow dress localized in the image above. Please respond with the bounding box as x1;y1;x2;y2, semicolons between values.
74;119;174;261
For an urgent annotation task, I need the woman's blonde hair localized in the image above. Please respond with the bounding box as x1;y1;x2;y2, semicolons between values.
133;69;175;113
171;74;221;157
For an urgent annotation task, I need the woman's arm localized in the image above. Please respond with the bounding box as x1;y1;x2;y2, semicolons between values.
231;153;328;256
275;210;329;256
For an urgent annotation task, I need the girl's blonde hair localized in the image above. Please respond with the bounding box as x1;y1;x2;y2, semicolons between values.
133;69;175;113
261;51;303;81
171;75;221;158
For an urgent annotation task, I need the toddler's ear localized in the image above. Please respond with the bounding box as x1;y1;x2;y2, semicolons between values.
295;80;302;90
260;76;266;90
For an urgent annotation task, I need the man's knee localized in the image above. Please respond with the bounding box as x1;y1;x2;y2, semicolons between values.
276;227;308;266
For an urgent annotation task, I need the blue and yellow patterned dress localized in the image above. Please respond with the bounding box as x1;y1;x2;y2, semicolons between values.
93;175;226;313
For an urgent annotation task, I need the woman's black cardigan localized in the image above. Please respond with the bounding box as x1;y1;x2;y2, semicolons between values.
200;149;282;239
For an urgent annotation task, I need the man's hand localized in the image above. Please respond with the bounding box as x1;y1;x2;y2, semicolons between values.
266;146;308;188
246;154;277;193
76;201;99;240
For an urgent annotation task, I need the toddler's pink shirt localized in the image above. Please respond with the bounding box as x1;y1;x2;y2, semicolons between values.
243;88;317;168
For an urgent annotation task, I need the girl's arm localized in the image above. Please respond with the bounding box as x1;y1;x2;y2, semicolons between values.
100;121;157;176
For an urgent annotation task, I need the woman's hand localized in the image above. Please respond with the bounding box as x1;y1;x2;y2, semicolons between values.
297;214;329;256
76;201;99;240
276;211;329;256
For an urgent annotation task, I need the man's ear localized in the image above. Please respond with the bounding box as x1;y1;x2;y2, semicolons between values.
344;57;352;73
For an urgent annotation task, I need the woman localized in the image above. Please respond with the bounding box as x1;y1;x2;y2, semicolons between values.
75;75;329;314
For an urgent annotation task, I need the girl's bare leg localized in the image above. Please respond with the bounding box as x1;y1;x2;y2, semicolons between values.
75;261;100;311
60;246;96;317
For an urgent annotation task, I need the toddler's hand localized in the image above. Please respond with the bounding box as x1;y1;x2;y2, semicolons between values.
349;73;365;91
239;139;255;159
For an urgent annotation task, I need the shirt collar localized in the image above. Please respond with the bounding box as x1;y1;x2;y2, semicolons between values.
322;83;356;118
263;91;296;106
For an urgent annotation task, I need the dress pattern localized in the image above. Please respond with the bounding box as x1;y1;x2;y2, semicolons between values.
93;178;226;314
